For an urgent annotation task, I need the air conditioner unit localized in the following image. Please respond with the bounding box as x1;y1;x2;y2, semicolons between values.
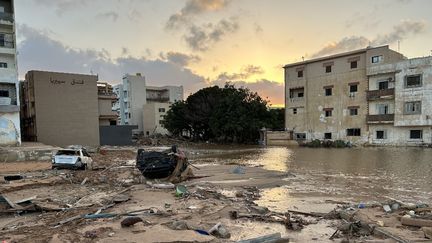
0;97;11;105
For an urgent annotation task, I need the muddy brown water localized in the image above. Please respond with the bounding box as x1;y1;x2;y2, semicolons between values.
189;146;432;206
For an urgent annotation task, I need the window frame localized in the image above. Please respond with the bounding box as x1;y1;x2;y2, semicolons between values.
297;70;303;78
325;65;332;73
371;55;383;64
324;133;332;140
0;62;7;68
346;128;361;137
409;130;423;139
376;130;387;140
349;84;358;93
350;61;358;69
404;74;422;88
404;101;421;115
324;109;333;117
349;108;358;116
325;88;332;96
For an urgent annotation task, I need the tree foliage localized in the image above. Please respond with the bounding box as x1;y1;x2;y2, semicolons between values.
162;84;284;143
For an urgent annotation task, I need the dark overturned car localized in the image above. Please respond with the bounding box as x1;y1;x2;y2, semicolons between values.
136;145;191;181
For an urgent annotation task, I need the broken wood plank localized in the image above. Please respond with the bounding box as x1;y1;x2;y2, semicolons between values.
400;217;432;227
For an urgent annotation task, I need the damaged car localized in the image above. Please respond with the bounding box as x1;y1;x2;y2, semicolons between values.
52;146;93;170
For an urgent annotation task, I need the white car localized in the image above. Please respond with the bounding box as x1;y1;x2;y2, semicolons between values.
52;146;93;170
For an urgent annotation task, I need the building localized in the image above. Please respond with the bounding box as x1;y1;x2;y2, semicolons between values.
0;0;20;146
284;45;405;144
97;82;118;126
367;56;432;145
118;73;183;136
112;84;123;124
21;71;100;147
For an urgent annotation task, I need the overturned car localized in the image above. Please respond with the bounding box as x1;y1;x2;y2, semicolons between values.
52;146;93;170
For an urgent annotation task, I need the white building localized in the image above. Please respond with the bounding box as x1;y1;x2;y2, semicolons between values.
0;0;20;146
367;56;432;146
117;73;183;135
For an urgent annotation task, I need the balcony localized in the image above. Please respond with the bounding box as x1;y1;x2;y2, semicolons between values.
0;12;14;24
289;97;304;103
98;92;117;100
366;88;394;101
367;114;394;124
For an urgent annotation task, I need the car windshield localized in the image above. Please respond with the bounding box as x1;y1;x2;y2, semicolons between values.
56;150;79;156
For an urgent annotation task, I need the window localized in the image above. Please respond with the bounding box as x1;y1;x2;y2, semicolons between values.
297;92;304;98
350;61;357;69
405;74;422;88
349;108;358;116
325;88;332;96
295;133;306;140
159;108;166;112
293;108;297;114
377;104;389;114
349;84;358;93
410;130;422;139
324;133;332;139
0;62;7;68
324;109;332;117
376;130;386;139
347;128;361;136
404;101;421;115
378;80;389;90
128;113;131;118
325;65;332;73
0;90;9;97
297;70;303;78
110;120;117;126
371;55;383;63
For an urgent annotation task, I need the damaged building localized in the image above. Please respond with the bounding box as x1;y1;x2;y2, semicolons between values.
284;45;432;146
0;0;20;146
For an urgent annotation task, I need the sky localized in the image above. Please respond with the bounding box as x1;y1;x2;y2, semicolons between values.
14;0;432;106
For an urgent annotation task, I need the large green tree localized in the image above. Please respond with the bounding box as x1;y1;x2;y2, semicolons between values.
162;84;284;143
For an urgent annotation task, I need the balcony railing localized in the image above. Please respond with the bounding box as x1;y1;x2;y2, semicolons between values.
0;12;14;23
366;88;394;100
289;97;304;103
146;96;170;102
367;114;394;123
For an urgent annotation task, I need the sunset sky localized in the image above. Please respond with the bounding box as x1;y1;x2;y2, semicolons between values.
14;0;432;106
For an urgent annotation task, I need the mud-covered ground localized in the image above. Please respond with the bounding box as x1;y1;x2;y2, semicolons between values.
0;145;431;242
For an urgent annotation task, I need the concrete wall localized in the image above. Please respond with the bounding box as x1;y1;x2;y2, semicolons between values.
99;125;138;146
369;125;432;146
123;74;147;132
143;102;170;136
264;131;297;146
25;71;100;147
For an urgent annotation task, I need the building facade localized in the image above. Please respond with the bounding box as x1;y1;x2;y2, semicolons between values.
97;82;118;126
367;56;432;145
117;73;183;135
21;71;100;147
0;0;20;145
284;45;405;144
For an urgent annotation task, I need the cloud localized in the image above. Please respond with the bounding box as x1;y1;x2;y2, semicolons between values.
166;0;230;29
16;24;205;94
215;65;264;81
96;11;119;22
311;20;427;58
185;18;239;51
254;23;263;34
33;0;88;15
161;52;201;66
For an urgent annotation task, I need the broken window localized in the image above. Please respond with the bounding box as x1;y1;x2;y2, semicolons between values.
159;108;166;112
410;130;422;139
0;62;7;68
350;61;357;69
378;80;389;90
297;70;303;78
405;74;422;88
349;108;358;116
324;133;332;139
376;130;386;139
325;88;332;96
346;128;361;136
325;65;332;73
293;108;297;114
371;55;383;63
349;84;358;93
404;101;421;115
0;90;8;97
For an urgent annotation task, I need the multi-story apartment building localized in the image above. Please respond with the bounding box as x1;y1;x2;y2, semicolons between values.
112;84;123;124
284;45;405;144
0;0;20;145
367;56;432;145
117;73;183;136
97;82;118;126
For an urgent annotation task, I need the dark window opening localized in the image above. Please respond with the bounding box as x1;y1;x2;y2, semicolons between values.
378;81;389;90
293;108;297;114
376;130;386;139
159;108;166;112
295;133;306;140
350;61;357;69
325;110;332;117
324;133;332;139
297;70;303;78
405;75;422;88
347;128;361;136
0;62;7;68
349;108;358;116
325;65;332;73
109;120;117;126
410;130;422;139
128;113;131;119
372;55;382;63
297;92;304;98
349;84;358;93
0;90;9;97
325;88;332;96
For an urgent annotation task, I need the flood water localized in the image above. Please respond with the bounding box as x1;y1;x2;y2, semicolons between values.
191;146;432;204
